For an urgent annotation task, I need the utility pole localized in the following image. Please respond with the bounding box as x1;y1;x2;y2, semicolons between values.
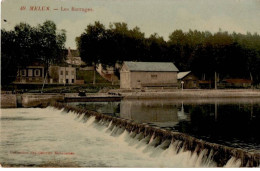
41;68;47;93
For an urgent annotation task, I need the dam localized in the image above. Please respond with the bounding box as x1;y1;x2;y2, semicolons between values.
1;98;260;167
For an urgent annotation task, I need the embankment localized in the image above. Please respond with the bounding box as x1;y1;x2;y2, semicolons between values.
1;93;64;108
21;93;64;107
0;94;17;108
1;89;260;108
117;89;260;99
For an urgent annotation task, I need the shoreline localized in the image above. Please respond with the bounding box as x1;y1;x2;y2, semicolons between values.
1;89;260;108
114;89;260;99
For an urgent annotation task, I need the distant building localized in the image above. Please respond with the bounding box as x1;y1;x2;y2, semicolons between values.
66;47;86;66
177;71;199;89
120;61;179;89
14;65;45;84
97;64;119;83
49;65;76;84
220;79;252;88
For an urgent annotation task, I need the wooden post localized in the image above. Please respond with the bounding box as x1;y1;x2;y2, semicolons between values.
250;72;253;89
215;72;217;89
93;64;96;85
64;66;66;86
181;81;184;91
41;70;48;93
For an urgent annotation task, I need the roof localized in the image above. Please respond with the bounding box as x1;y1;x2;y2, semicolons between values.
67;47;80;57
124;61;179;72
223;79;252;84
177;71;191;79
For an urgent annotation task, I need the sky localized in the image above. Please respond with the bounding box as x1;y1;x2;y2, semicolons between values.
1;0;260;49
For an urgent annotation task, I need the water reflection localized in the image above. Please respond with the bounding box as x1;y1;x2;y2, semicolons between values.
120;100;179;124
69;98;260;151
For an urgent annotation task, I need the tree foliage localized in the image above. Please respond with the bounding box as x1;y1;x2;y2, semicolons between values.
77;22;260;85
1;21;66;86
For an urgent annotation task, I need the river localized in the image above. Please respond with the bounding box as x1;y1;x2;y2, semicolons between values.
1;98;260;167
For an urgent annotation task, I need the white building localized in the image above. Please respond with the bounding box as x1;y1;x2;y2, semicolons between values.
49;65;76;84
120;61;179;89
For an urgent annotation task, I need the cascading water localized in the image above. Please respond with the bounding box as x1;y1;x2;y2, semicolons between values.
0;104;259;167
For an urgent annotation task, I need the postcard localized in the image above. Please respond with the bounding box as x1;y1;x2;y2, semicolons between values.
1;0;260;168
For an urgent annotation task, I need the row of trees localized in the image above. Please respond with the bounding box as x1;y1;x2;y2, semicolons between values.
1;21;66;85
77;22;260;85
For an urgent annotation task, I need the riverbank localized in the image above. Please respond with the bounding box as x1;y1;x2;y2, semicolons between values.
1;89;260;108
110;89;260;99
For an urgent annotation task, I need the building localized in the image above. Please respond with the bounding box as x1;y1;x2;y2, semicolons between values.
177;71;199;89
66;47;86;66
220;79;252;88
14;65;45;84
120;61;179;89
49;65;76;84
96;64;119;84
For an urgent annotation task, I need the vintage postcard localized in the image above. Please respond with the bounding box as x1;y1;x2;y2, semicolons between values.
1;0;260;168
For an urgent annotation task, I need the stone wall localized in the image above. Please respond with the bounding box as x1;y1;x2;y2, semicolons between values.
0;94;17;108
21;94;64;108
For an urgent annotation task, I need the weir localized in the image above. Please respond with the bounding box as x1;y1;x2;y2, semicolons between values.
50;102;260;167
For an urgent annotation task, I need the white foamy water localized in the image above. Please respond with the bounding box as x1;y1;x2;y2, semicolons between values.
0;107;242;167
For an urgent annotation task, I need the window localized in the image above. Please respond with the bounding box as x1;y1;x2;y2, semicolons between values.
66;71;69;75
60;71;63;75
72;79;74;83
151;74;157;79
66;79;69;84
28;69;33;77
21;70;26;76
34;69;40;77
71;71;74;75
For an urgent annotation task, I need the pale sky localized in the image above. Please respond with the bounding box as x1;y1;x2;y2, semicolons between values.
1;0;260;49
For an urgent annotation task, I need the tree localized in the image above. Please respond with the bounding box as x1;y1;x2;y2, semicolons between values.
1;30;19;85
37;21;66;69
36;21;66;91
77;21;106;85
1;21;66;87
76;21;260;87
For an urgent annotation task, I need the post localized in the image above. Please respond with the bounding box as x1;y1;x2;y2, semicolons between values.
64;66;66;86
250;72;253;89
93;64;96;85
215;71;217;89
181;81;184;91
41;71;48;93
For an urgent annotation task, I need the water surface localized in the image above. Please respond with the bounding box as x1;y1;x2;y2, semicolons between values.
70;98;260;152
1;107;234;167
